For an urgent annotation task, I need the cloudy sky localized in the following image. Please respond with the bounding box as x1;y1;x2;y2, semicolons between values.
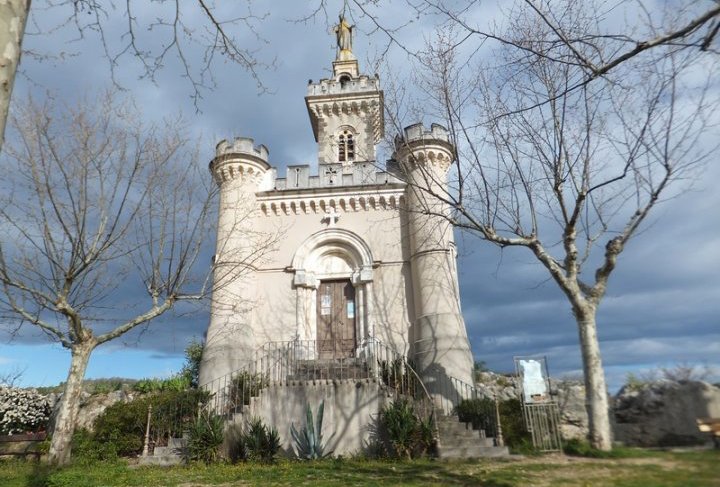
1;1;718;392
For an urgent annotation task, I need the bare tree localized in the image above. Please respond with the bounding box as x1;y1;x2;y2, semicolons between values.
0;92;274;465
0;0;31;154
390;1;718;450
0;0;270;153
0;365;27;387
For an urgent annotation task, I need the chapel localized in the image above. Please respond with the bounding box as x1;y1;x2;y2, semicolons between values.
197;16;502;457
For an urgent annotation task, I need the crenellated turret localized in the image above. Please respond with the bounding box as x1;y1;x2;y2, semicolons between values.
210;137;271;187
200;136;271;386
393;123;474;403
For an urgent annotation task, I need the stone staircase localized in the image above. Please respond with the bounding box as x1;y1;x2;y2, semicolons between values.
139;436;187;465
435;414;509;459
285;358;373;381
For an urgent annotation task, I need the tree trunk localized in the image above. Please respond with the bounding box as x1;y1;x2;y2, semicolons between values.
574;304;612;451
0;0;31;153
48;341;94;465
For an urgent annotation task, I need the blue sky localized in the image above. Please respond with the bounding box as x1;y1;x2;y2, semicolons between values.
1;1;719;392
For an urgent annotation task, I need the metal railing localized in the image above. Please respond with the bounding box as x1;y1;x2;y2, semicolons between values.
435;374;503;444
141;389;207;456
198;338;435;425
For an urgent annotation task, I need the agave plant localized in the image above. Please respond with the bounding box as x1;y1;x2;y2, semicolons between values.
290;400;334;460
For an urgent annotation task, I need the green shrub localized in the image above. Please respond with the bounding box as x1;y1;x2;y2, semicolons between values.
131;344;203;394
414;415;435;457
456;397;531;451
228;372;268;410
184;412;225;464
92;397;148;456
87;379;124;395
498;398;532;450
378;398;434;459
92;388;209;457
71;428;118;463
241;417;281;463
455;398;495;432
291;401;334;459
380;398;416;459
132;375;190;394
181;340;204;389
132;378;164;394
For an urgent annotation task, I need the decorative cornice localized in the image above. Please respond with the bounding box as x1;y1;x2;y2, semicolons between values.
258;188;405;216
400;148;453;173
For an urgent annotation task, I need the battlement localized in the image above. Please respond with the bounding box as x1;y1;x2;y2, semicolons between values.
215;137;270;162
270;161;402;192
307;75;380;97
395;123;450;147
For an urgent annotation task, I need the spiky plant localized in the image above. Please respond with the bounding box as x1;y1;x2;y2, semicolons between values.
184;412;225;464
290;400;335;460
242;417;281;463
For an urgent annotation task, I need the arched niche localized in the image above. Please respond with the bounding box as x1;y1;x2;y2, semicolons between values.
292;228;373;288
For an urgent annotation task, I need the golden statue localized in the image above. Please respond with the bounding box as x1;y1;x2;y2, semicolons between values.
334;14;353;55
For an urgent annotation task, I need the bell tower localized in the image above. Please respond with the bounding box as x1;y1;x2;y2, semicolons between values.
305;14;384;166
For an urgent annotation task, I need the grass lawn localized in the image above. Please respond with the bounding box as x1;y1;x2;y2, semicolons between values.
1;449;718;487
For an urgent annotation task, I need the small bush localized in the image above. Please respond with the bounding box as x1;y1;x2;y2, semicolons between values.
241;417;281;463
93;388;209;457
181;340;204;389
228;372;268;410
0;386;51;435
71;428;118;463
498;398;531;450
92;397;147;456
378;398;434;459
455;398;495;432
185;412;225;464
132;375;190;394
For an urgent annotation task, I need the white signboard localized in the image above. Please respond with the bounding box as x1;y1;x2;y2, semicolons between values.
519;359;548;403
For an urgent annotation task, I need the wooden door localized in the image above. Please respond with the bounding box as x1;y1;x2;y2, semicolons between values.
317;280;356;359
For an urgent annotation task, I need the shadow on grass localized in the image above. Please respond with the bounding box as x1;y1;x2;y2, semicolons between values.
307;459;518;487
16;458;518;487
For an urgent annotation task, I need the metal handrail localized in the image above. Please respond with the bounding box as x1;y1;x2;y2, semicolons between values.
199;338;436;429
435;373;502;443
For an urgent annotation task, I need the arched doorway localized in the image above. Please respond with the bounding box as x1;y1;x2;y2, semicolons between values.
291;229;374;358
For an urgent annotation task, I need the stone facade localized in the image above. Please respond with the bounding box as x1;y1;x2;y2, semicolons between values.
199;19;474;407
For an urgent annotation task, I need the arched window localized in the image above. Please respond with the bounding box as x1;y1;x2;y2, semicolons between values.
338;130;355;162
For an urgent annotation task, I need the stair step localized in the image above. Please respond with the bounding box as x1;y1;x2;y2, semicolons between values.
139;454;183;466
438;445;510;459
440;437;496;448
167;437;187;449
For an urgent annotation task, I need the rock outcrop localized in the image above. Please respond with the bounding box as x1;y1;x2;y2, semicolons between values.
47;388;139;432
474;372;590;441
613;380;720;446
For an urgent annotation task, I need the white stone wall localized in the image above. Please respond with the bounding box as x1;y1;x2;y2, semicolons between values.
241;379;387;457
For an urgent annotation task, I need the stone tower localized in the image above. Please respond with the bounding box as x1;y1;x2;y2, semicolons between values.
305;16;383;167
393;123;475;395
199;138;273;386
